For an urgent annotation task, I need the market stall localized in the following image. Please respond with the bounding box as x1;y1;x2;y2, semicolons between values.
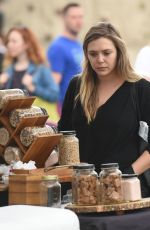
0;89;150;230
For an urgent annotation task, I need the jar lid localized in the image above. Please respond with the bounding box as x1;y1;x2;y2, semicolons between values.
42;175;58;180
51;126;58;133
40;107;48;115
122;174;138;178
22;89;29;96
59;130;76;135
73;163;95;170
101;163;119;169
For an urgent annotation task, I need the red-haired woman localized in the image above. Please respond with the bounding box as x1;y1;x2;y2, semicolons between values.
0;26;59;123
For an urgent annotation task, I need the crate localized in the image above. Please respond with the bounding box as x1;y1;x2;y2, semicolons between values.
9;167;73;205
9;174;42;205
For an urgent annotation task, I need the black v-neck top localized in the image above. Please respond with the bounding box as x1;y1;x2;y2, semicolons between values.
58;77;150;173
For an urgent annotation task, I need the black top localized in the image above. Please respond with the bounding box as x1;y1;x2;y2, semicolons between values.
58;77;150;174
10;69;26;89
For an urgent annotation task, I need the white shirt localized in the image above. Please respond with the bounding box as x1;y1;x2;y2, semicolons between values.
134;46;150;80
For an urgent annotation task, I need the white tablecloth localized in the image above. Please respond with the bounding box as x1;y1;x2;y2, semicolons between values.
0;205;80;230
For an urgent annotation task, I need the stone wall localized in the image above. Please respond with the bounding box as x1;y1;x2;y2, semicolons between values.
2;0;150;63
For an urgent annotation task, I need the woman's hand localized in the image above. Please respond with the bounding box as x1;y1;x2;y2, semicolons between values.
22;74;35;92
0;73;9;85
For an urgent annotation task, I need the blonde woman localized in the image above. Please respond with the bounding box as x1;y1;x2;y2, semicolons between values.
58;22;150;197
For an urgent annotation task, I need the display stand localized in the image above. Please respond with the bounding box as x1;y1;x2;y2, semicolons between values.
0;97;62;167
66;198;150;213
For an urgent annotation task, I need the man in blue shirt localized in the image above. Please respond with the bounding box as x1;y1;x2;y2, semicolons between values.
47;3;84;111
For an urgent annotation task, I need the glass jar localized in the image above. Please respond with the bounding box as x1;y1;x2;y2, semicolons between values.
20;126;56;147
0;127;9;146
72;163;98;205
122;174;141;201
4;146;23;164
99;163;122;204
59;131;80;165
0;89;28;109
9;106;47;127
40;175;61;208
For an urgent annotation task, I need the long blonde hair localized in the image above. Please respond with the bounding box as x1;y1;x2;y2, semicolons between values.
79;22;140;123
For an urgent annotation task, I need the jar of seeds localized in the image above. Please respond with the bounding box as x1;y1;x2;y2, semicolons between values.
72;163;98;205
9;106;47;127
20;126;56;147
58;130;80;165
99;163;123;204
0;89;28;109
4;146;23;164
0;127;10;146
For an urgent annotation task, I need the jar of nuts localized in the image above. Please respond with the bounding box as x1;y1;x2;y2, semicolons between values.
99;163;123;204
58;130;80;165
72;163;98;206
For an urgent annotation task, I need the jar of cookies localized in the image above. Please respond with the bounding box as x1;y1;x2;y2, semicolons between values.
99;163;122;204
72;163;98;205
59;131;80;165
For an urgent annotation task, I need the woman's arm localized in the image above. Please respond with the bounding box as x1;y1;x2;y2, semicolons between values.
132;79;150;175
46;77;79;166
58;76;79;131
132;150;150;175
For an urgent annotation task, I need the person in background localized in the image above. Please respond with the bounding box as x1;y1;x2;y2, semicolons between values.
47;3;84;112
134;45;150;81
0;34;6;73
58;22;150;197
0;26;59;123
